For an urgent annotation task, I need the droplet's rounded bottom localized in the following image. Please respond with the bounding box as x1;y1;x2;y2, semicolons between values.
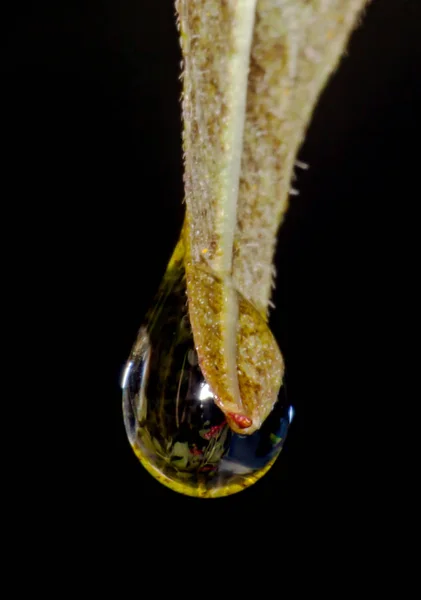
130;442;278;498
122;254;293;498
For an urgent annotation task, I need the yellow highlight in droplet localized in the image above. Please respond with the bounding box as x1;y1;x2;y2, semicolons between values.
132;443;278;498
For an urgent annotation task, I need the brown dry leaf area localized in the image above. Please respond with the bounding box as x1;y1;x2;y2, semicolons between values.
177;0;370;314
177;0;369;434
185;262;284;435
236;291;284;433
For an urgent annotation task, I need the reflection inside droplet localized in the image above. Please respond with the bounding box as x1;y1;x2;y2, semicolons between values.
198;383;214;402
122;255;293;498
121;361;133;390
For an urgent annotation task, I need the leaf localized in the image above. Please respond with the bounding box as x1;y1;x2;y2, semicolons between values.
152;437;164;453
171;441;190;459
178;0;369;435
172;456;188;469
270;433;282;446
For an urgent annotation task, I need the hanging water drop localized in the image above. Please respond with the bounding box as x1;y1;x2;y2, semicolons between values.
122;251;293;498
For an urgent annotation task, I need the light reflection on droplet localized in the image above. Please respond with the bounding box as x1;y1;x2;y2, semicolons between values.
198;382;214;402
121;361;133;389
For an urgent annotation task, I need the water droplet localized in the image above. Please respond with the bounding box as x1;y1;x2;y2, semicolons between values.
122;258;293;498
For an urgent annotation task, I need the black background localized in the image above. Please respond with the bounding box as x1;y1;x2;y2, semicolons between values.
2;0;420;543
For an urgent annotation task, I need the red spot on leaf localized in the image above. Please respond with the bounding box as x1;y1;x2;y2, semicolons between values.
199;465;217;472
228;412;252;429
202;420;227;440
190;446;203;456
